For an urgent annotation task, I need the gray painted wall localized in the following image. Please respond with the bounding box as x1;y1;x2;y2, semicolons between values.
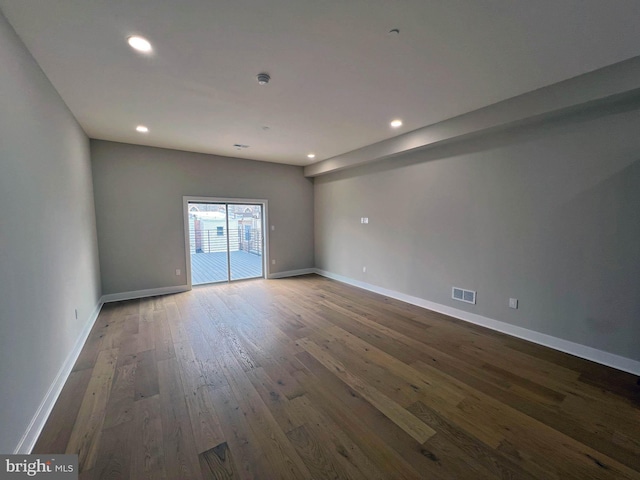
91;141;314;295
315;106;640;361
0;12;101;453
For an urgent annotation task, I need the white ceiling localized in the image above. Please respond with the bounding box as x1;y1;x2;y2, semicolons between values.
1;0;639;166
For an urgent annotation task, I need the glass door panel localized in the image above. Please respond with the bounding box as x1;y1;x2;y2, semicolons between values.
229;204;264;281
188;202;229;285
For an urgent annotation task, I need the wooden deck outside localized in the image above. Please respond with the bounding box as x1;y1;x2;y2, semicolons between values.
191;250;263;284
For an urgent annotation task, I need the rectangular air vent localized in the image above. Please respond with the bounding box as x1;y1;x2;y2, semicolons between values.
452;287;476;305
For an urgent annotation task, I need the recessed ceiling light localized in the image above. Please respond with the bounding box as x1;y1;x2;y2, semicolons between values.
390;119;403;128
136;125;149;133
127;35;152;53
307;153;316;159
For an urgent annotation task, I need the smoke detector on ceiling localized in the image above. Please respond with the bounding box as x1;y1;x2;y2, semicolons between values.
257;73;271;85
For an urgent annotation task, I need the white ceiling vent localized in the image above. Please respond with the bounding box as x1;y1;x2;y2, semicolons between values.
452;287;476;305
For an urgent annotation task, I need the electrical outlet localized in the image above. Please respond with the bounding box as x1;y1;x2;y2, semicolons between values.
509;298;518;309
271;225;275;231
363;217;369;224
362;266;367;273
175;269;181;276
272;259;276;265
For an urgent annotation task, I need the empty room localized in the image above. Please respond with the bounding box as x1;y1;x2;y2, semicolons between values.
1;1;639;479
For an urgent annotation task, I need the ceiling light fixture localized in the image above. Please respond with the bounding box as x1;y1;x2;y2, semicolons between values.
307;153;316;159
136;125;149;133
257;73;271;85
390;119;403;128
127;35;152;53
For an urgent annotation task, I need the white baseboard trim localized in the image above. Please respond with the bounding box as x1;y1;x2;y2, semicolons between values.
14;300;104;454
314;269;640;375
268;268;316;279
101;284;190;303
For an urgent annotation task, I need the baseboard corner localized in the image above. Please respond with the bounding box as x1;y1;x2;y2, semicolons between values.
101;284;190;303
268;268;316;279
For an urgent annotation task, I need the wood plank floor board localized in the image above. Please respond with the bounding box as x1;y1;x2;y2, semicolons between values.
291;359;427;480
102;363;136;430
65;348;118;473
135;316;156;354
297;336;437;444
101;314;139;352
407;400;541;480
303;330;424;407
172;325;228;454
503;335;640;399
72;332;106;373
324;324;469;403
213;321;260;372
88;420;134;480
130;394;167;480
164;300;191;346
417;352;640;471
286;423;355;480
157;358;204;480
288;394;388;480
243;366;307;433
207;384;272;478
34;275;640;479
248;352;306;401
216;343;313;479
187;327;233;392
414;358;640;479
185;384;226;455
313;303;424;365
174;339;208;397
153;308;176;361
32;368;93;454
198;441;238;479
301;360;501;479
134;349;159;401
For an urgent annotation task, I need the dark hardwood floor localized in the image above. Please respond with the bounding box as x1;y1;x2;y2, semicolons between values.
33;275;640;479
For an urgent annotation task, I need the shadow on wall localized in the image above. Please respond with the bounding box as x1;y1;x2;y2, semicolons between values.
532;158;640;353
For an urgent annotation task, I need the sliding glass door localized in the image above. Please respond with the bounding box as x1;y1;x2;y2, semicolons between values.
186;200;265;285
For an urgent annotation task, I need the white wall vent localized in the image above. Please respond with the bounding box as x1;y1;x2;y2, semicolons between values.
452;287;476;305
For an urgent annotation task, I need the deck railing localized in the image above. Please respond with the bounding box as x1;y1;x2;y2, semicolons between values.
189;228;263;256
